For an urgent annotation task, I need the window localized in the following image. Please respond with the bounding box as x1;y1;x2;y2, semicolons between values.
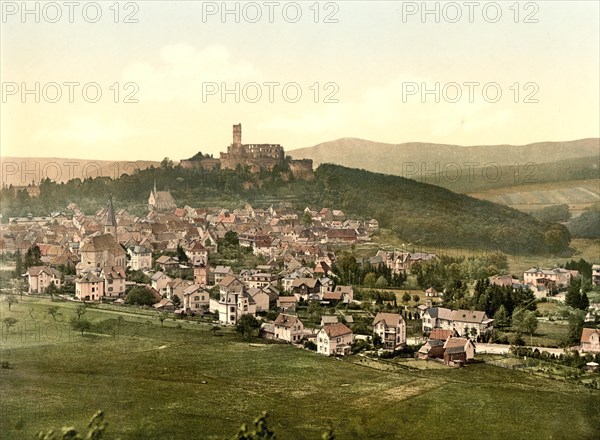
230;307;235;313
194;296;200;301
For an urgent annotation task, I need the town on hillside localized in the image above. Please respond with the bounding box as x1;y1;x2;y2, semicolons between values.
3;180;600;371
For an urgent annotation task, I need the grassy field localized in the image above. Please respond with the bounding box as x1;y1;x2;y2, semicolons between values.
468;178;600;216
1;297;599;440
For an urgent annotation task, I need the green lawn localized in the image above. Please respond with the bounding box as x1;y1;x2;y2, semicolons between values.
1;297;599;439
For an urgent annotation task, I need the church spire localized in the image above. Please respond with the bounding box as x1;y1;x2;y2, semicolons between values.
153;178;157;194
104;196;117;237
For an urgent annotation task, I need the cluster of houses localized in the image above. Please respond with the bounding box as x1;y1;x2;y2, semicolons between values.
7;193;600;364
6;189;378;303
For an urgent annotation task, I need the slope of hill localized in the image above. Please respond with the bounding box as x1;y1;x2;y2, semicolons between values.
0;157;161;187
289;138;600;186
0;163;569;255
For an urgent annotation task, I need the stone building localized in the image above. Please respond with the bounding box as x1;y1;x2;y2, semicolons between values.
148;180;176;212
219;124;313;177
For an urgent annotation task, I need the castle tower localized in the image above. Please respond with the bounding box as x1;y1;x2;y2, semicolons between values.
233;123;242;147
104;196;117;238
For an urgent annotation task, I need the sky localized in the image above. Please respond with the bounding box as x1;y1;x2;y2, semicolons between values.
1;0;599;161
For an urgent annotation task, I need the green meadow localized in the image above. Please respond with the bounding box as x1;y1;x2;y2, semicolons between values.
1;297;599;439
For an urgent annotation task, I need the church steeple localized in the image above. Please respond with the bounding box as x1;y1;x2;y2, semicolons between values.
104;196;117;237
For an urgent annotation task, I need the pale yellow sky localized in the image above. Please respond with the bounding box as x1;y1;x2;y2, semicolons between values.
1;1;599;160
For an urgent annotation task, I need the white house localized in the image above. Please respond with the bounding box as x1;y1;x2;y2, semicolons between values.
316;323;353;356
581;328;600;353
372;312;406;351
151;271;172;296
101;266;126;297
523;267;576;289
76;272;104;302
182;284;210;313
27;266;62;293
266;314;305;343
127;245;153;271
217;275;256;325
422;307;493;338
592;265;600;286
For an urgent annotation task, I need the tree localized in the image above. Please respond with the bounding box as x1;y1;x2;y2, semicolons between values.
402;292;411;303
176;245;189;263
230;411;275;440
6;294;18;311
14;249;23;278
522;311;539;342
70;317;92;336
364;272;377;288
375;275;388;289
493;305;509;327
172;295;181;307
567;310;585;345
308;300;323;322
565;277;590;310
158;312;169;327
47;306;61;321
13;278;27;300
412;294;420;303
511;307;526;332
161;157;173;169
302;211;312;226
235;315;260;340
3;317;18;332
24;244;42;270
125;286;158;306
128;270;151;284
36;410;108;440
543;223;571;253
45;281;58;301
223;230;239;247
76;304;87;320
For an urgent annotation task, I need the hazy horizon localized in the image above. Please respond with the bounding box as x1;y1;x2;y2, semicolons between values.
1;1;599;161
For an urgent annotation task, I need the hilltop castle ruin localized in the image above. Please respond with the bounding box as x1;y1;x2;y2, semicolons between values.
181;124;313;179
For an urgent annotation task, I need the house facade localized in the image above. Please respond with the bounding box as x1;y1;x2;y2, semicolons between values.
182;284;210;312
523;267;576;289
76;272;104;301
592;265;600;286
316;323;353;356
127;245;153;271
101;266;126;297
217;275;256;325
272;314;305;343
581;328;600;353
422;307;493;338
372;312;406;351
27;266;62;293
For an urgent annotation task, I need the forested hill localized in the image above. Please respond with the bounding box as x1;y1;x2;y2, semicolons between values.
311;165;568;255
0;163;569;255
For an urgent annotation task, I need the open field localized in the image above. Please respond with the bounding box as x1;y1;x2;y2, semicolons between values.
1;297;599;439
468;178;600;216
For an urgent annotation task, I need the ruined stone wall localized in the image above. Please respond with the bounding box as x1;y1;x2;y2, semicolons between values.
289;159;314;180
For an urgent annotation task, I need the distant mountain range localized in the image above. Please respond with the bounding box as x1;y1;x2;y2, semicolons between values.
289;138;600;177
0;157;160;187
